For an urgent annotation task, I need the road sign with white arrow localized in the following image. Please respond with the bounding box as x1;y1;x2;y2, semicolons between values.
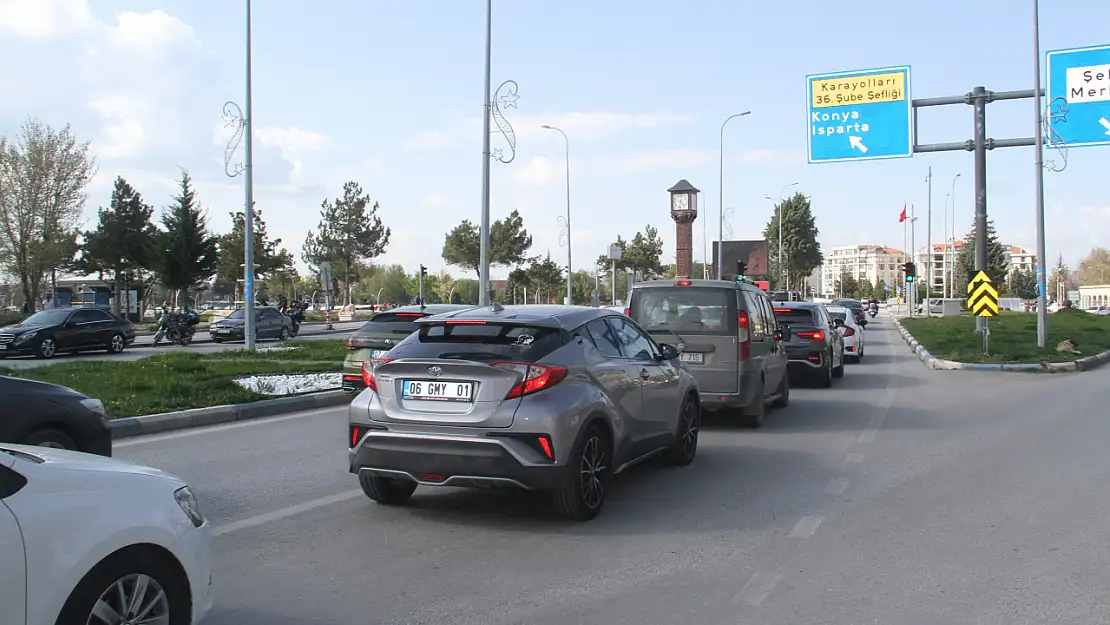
806;65;913;164
1046;44;1110;149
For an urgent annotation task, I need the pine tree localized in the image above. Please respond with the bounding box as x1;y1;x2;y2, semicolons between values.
763;193;824;289
79;177;157;313
155;170;219;301
301;181;391;304
954;219;1009;290
216;207;293;300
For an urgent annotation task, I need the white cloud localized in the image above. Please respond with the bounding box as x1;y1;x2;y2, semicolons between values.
513;156;563;188
0;0;94;40
421;194;453;210
255;126;330;185
600;148;803;173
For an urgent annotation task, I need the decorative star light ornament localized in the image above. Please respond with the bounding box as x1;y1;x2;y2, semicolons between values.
222;101;246;178
490;80;520;164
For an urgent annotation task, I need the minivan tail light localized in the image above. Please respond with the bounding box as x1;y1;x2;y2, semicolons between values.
361;357;392;392
737;310;751;361
492;362;567;399
795;330;825;341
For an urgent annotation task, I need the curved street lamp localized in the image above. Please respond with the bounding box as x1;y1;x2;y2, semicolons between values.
718;111;752;279
542;124;572;305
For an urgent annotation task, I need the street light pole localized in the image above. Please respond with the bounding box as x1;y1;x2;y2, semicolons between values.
1032;0;1049;347
543;124;572;305
478;0;493;307
717;111;751;279
949;172;961;298
775;182;799;290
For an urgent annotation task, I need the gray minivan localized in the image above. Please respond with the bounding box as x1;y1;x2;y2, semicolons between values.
628;279;789;427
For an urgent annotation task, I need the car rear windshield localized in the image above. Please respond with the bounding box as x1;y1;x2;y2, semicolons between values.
629;287;735;335
773;307;816;325
388;322;565;363
833;300;862;310
357;311;430;335
827;311;848;323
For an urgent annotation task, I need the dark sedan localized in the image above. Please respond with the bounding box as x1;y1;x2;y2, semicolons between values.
831;298;867;324
0;375;113;456
0;307;136;359
773;301;846;388
209;306;293;342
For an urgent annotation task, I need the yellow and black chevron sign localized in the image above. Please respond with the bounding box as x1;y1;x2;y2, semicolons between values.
966;270;999;317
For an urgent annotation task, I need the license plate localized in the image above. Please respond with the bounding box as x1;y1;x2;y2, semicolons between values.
401;379;474;402
217;328;232;334
679;352;703;364
369;349;388;358
0;345;6;350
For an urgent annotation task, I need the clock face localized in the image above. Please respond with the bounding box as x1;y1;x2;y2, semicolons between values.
672;193;689;211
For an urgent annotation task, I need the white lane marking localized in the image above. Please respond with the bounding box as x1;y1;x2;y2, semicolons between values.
114;407;345;447
857;411;888;444
788;515;824;539
211;489;362;537
846;452;865;464
735;572;782;607
825;478;850;495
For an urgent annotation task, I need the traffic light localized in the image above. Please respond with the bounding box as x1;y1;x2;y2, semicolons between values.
419;264;427;277
903;261;915;282
736;261;748;278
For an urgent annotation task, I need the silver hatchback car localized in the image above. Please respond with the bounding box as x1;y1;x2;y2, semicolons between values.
348;304;701;521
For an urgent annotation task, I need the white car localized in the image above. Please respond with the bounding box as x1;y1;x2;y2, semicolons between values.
826;305;866;362
1;444;213;625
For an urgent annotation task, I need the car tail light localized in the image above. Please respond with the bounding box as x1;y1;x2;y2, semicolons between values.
446;320;486;325
350;425;362;448
675;280;692;287
738;310;751;361
795;330;825;341
840;326;856;337
361;357;392;392
623;308;630;316
492;362;567;398
773;308;791;313
537;435;554;459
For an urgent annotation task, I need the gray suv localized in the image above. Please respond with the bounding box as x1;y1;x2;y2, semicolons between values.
627;279;789;428
348;304;701;521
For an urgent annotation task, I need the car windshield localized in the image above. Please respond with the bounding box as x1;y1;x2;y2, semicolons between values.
389;322;565;363
773;307;816;325
19;309;73;326
629;287;734;335
226;309;246;320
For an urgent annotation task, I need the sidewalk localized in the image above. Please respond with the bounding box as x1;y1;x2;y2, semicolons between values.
131;320;364;347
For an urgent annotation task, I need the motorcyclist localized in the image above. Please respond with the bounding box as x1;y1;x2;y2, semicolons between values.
153;302;172;346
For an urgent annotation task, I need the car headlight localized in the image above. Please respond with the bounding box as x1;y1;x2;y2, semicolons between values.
174;486;205;527
15;331;37;343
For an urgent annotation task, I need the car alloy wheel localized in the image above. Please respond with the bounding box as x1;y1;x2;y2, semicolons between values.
38;338;56;359
88;573;170;625
110;334;125;353
580;435;608;510
679;400;699;457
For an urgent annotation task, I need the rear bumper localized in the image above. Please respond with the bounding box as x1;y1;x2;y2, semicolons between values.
341;374;365;393
787;351;826;376
349;430;567;490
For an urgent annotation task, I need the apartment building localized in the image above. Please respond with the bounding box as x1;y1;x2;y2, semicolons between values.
820;245;905;297
914;242;1036;294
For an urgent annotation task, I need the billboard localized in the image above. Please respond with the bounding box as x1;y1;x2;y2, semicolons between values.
711;240;770;279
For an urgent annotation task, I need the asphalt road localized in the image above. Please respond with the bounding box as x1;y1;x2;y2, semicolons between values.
116;316;1110;625
0;322;362;369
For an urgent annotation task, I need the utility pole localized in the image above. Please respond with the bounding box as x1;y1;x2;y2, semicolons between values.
1031;0;1048;347
925;166;933;316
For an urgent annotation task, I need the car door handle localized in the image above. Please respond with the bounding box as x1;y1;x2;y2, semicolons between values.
639;368;651;380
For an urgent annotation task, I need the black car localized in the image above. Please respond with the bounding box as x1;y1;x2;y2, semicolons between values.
0;375;113;456
772;301;846;388
0;308;136;359
209;306;294;342
831;298;866;324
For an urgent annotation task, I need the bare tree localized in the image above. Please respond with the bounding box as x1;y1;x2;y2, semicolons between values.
0;119;96;308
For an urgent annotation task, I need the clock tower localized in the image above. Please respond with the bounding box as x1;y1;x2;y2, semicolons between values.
668;179;700;279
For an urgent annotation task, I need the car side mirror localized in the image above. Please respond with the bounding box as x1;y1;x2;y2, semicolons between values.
657;343;680;361
833;318;844;326
773;328;784;341
859;319;868;327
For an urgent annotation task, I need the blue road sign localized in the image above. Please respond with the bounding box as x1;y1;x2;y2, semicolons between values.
806;66;913;164
1046;44;1110;149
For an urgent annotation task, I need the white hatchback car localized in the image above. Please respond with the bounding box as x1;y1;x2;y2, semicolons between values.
0;444;214;625
825;305;866;362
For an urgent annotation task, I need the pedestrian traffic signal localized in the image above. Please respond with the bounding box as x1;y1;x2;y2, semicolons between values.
736;261;748;278
903;261;915;282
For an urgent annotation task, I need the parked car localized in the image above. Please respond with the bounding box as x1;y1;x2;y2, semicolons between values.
627;279;789;428
348;304;700;521
209;305;293;342
773;301;846;387
0;443;214;625
342;304;473;392
0;376;113;455
0;308;136;359
825;305;867;362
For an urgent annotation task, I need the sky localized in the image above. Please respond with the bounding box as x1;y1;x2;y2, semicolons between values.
1;0;1107;280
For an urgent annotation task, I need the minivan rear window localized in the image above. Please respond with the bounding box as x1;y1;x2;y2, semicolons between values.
388;322;565;363
630;287;736;335
357;312;429;335
772;307;816;324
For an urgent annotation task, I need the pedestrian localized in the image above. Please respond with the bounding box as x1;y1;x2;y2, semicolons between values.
278;293;288;312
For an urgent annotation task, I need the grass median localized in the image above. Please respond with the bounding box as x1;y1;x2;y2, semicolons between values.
899;308;1110;364
0;339;350;418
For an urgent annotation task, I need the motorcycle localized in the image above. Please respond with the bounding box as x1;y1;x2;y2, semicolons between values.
868;304;879;319
284;302;308;338
153;310;201;346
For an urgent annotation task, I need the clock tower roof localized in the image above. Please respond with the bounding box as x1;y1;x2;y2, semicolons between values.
667;179;700;194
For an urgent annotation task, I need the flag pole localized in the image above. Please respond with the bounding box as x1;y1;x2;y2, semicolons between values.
902;204;908;308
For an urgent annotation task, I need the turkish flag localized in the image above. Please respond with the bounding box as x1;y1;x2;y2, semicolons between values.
898;204;907;223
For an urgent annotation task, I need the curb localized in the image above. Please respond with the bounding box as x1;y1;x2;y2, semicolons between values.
892;317;1110;373
109;389;354;439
